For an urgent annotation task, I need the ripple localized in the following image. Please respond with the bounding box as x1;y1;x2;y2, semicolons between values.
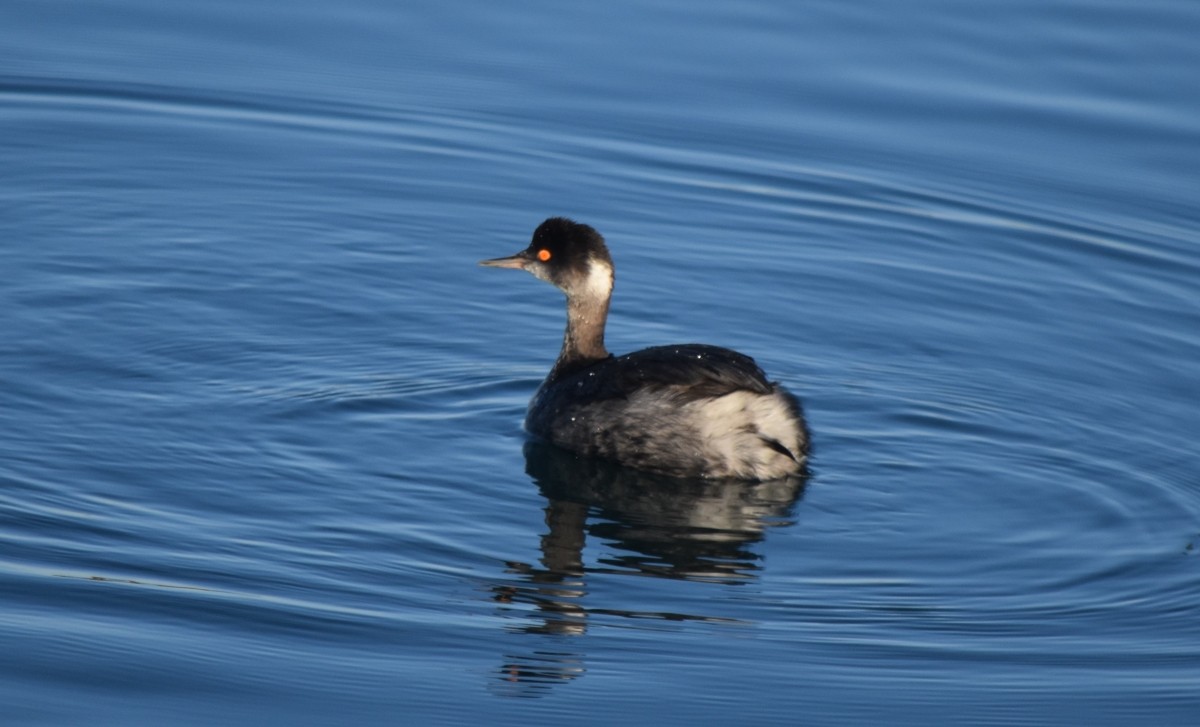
0;73;481;151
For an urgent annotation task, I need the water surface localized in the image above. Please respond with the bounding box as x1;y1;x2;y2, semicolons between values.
2;0;1199;724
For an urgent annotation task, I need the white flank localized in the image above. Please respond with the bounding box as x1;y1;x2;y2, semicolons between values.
687;389;802;479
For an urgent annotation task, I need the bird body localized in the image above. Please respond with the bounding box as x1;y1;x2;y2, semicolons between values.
482;218;808;480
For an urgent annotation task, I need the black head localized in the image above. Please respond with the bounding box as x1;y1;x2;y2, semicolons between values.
480;217;614;297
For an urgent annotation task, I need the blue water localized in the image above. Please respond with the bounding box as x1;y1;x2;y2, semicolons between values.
3;0;1199;724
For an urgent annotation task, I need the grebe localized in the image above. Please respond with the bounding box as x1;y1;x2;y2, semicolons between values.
481;217;808;480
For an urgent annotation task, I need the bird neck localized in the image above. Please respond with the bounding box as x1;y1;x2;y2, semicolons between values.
551;291;611;378
547;256;614;380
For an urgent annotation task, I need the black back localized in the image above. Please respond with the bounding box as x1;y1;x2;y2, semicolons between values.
549;343;775;402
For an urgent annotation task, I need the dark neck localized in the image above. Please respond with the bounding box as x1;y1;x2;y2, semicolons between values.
549;292;610;379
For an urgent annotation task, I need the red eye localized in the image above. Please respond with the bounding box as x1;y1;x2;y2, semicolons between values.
537;249;551;262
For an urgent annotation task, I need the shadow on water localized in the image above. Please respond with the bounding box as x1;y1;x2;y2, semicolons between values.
489;441;808;696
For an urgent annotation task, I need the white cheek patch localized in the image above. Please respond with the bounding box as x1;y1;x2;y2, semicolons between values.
583;257;614;300
528;266;554;284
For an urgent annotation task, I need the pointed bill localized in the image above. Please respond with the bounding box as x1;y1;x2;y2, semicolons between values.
479;251;530;269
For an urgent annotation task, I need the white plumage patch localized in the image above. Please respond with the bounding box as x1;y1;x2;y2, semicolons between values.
583;256;614;300
685;389;804;479
533;380;805;480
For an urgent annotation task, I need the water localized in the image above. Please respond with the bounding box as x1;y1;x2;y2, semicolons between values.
3;0;1199;723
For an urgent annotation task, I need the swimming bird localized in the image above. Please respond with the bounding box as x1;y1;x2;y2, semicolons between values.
481;217;808;480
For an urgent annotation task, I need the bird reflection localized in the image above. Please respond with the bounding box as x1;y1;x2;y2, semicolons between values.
490;440;807;696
